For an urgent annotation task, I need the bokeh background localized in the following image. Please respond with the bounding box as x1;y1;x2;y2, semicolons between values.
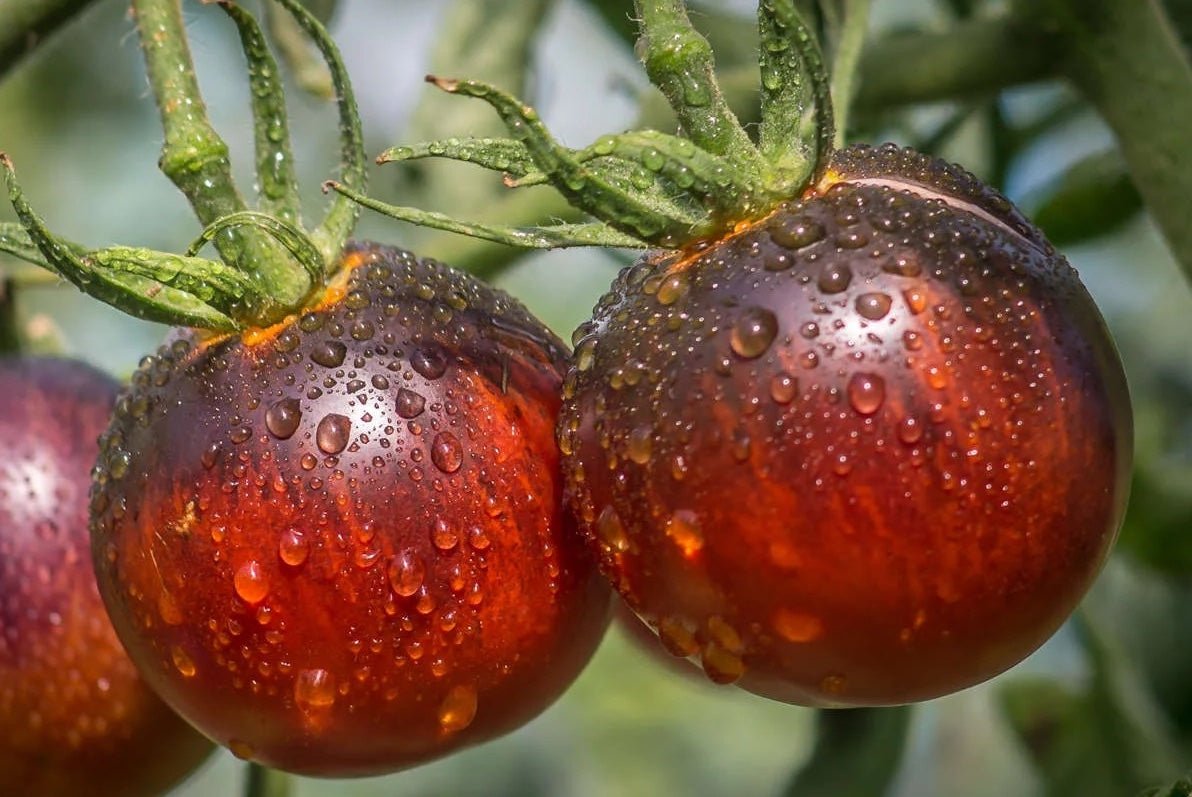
1;0;1190;795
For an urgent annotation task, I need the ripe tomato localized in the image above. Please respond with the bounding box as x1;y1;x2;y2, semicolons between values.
0;358;212;796
558;144;1132;706
90;242;611;775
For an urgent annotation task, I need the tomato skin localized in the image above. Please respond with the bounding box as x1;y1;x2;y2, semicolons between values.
559;144;1132;707
91;242;611;776
0;358;212;797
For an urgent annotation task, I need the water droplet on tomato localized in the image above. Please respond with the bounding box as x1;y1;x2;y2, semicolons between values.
627;426;653;464
294;668;336;712
316;414;351;454
388;551;425;596
310;341;347;368
395;388;426;419
234;560;269;604
278;529;309;566
411;348;447;380
855;292;893;320
769;372;798;404
596;505;630;552
171;645;197;677
818;264;853;294
438;684;478;732
265;398;302;439
430;431;463;473
730;307;778;359
667;510;704;556
847;373;885;415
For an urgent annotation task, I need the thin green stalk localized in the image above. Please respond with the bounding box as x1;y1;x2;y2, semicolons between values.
632;0;762;177
829;0;872;146
130;0;302;309
0;278;19;355
244;763;291;797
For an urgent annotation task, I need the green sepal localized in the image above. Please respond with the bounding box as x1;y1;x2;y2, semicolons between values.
426;76;715;244
511;129;771;221
217;1;303;226
269;0;366;268
187;210;325;297
761;0;835;183
1;156;244;330
325;180;649;249
378;137;539;177
632;0;765;179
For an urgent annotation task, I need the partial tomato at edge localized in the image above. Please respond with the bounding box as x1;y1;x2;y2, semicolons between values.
0;358;213;797
559;144;1132;707
90;242;611;776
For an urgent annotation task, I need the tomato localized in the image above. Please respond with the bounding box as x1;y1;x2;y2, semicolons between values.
90;242;611;775
558;143;1132;706
0;358;212;796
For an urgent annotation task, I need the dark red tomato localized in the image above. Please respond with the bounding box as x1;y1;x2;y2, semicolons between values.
90;242;611;776
0;358;212;797
558;144;1132;706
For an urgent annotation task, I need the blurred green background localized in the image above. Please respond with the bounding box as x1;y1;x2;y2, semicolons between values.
1;0;1190;795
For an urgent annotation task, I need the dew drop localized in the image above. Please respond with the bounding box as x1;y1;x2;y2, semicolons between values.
626;426;653;464
234;561;269;604
769;216;825;249
855;292;893;321
432;519;459;551
898;416;923;444
396;388;426;419
310;341;347;368
701;643;745;684
666;510;704;556
278;529;309;566
769;372;798;404
388;551;425;597
265;398;302;439
171;646;197;677
817;264;853;294
411;348;448;380
438;684;478;733
847;373;886;415
730;307;778;359
657;616;698;657
316;414;351;454
596;505;630;552
228;740;255;760
902;286;928;314
430;432;464;473
656;274;687;305
294;668;336;712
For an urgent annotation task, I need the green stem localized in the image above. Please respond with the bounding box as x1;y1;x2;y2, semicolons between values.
244;763;292;797
1020;0;1192;282
0;278;20;355
632;0;762;177
829;0;872;147
0;0;100;77
216;1;302;227
131;0;302;312
782;707;913;797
